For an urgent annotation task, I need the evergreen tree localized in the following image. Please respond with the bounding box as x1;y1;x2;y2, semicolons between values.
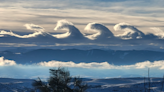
32;67;88;92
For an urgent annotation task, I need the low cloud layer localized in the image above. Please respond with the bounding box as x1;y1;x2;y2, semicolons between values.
2;56;164;70
0;57;16;66
38;60;164;70
1;57;164;78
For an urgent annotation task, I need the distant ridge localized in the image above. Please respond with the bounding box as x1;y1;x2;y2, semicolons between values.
1;49;164;65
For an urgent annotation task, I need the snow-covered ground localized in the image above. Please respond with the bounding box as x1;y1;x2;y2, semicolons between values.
0;78;33;92
0;77;164;92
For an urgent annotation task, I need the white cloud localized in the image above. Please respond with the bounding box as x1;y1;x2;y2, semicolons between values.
0;43;37;47
0;57;16;66
53;19;84;39
114;22;145;39
38;60;164;70
1;57;164;78
2;56;164;70
52;20;74;38
0;23;51;38
0;30;44;38
150;27;164;38
24;24;44;32
54;19;74;31
84;22;114;40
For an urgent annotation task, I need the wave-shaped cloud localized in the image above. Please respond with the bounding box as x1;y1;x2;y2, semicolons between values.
0;24;53;39
0;21;161;41
53;20;84;39
0;57;16;66
150;27;164;39
1;20;164;50
84;22;114;40
0;30;44;38
114;23;145;39
24;24;44;32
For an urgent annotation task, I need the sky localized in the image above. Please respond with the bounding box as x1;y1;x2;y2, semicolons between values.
1;0;164;79
0;0;164;32
0;0;164;51
0;0;164;33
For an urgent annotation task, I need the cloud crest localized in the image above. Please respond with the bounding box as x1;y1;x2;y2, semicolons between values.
150;27;164;38
24;24;44;32
53;20;84;39
114;23;145;39
84;22;114;40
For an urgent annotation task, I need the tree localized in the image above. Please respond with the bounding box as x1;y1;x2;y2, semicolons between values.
32;67;88;92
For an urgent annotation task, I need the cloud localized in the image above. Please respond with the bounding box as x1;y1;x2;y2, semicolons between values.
38;60;164;70
53;20;85;39
84;22;114;40
24;24;44;32
0;43;37;47
0;57;16;66
150;27;164;38
1;57;164;78
114;22;145;39
0;30;44;38
0;23;47;38
38;61;114;69
3;56;164;70
0;20;164;51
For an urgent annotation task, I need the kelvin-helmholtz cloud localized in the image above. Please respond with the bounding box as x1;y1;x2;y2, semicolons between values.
0;19;164;50
84;22;114;40
0;24;46;38
1;56;164;78
114;23;145;39
53;19;84;39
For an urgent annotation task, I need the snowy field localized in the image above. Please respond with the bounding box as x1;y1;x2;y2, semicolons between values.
0;77;164;92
